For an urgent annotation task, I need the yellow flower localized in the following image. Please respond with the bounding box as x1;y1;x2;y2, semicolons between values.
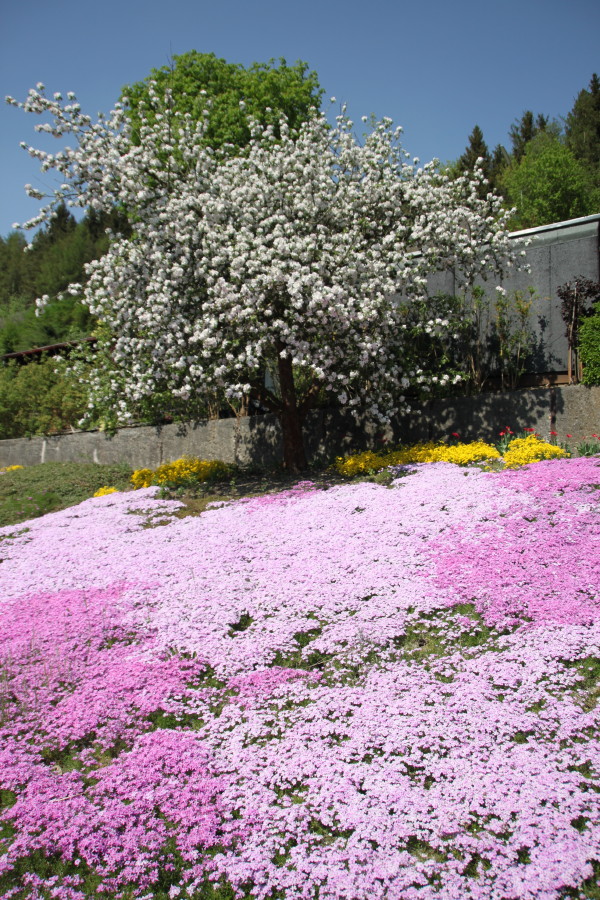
503;435;567;468
334;441;500;476
131;457;231;490
0;465;24;473
93;486;119;497
131;468;155;489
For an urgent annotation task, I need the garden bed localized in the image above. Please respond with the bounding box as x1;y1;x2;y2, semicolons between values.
0;457;599;899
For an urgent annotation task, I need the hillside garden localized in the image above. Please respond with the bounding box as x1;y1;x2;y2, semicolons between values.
0;436;599;898
0;58;599;898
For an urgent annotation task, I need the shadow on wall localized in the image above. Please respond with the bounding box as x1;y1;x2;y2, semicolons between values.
293;389;570;463
240;414;284;469
218;389;562;466
527;312;564;374
165;387;598;466
404;388;562;444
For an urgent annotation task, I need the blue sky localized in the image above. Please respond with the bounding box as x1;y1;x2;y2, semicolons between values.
1;0;598;237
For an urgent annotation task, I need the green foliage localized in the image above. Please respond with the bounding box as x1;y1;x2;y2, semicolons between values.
123;51;323;152
0;206;126;355
451;76;600;227
0;462;133;527
501;132;600;229
0;356;89;438
576;436;600;456
580;315;600;385
400;285;535;397
0;231;30;301
0;296;94;356
493;287;536;389
489;143;511;197
558;276;600;383
509;110;549;162
400;290;476;396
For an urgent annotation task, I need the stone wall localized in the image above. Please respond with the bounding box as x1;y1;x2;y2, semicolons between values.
397;384;600;446
1;215;599;471
1;385;598;470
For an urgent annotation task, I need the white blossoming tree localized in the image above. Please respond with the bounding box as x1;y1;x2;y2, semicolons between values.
9;85;517;472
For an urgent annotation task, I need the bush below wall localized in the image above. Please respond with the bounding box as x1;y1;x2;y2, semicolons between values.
580;315;600;385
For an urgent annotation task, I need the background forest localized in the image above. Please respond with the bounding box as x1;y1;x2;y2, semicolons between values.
449;73;600;228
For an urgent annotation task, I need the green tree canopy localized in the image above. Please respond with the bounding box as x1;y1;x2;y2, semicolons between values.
0;205;124;354
122;52;324;152
501;132;599;229
0;231;31;305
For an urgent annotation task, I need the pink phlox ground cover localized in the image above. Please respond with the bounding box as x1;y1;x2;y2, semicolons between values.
0;462;598;898
238;481;321;510
428;458;600;629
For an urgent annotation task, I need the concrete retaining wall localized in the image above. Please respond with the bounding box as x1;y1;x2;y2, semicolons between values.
398;385;600;447
1;385;599;470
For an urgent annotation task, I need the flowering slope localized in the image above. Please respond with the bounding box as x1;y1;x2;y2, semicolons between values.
0;460;599;899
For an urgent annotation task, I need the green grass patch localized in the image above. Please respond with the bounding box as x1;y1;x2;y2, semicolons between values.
0;462;133;527
146;707;205;730
405;836;447;863
561;656;600;711
271;627;334;673
228;612;254;635
391;606;495;663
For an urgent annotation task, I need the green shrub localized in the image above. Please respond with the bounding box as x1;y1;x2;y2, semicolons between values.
580;314;600;385
0;356;89;438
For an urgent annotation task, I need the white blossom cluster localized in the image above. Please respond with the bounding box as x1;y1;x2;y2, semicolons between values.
8;85;518;425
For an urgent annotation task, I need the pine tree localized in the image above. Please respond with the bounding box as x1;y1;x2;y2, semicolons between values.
489;144;511;199
509;111;549;162
457;126;490;174
566;74;600;186
456;126;492;197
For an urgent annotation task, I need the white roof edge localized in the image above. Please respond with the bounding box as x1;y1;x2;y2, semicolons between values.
509;213;600;239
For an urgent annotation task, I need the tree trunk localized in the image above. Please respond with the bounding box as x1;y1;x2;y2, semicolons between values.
276;343;308;473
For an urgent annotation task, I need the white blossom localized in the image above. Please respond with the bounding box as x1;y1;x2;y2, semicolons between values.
9;84;518;456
